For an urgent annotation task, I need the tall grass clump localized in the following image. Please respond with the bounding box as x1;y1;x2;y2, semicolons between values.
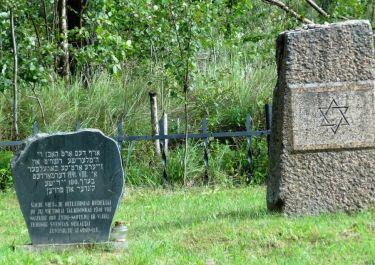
0;43;276;187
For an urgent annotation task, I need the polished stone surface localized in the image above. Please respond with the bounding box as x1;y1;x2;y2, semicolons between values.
11;129;124;244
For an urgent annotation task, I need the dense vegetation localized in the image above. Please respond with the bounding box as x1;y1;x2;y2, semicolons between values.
0;0;374;189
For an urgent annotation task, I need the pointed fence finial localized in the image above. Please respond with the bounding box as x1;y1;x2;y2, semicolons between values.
32;121;39;136
75;120;81;131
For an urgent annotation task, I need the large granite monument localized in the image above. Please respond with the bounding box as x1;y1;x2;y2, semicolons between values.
267;20;375;215
11;129;124;244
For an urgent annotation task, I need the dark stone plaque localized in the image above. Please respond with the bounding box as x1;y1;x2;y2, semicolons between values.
11;129;124;244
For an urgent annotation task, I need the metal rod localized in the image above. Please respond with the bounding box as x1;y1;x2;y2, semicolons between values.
115;130;271;142
32;121;39;136
117;120;123;152
159;118;167;188
265;104;272;154
1;129;271;149
0;140;24;148
75;120;81;131
176;117;180;134
117;119;126;191
246;114;254;185
202;117;209;185
163;111;168;155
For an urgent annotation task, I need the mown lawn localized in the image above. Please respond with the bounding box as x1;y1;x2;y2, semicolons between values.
0;186;374;265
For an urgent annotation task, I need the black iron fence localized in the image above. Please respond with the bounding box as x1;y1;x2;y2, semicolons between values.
0;104;272;186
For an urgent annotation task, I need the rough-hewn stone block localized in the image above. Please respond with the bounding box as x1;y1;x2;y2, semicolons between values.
267;20;375;215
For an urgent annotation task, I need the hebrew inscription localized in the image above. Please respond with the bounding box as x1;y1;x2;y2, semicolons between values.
11;130;124;244
28;149;102;195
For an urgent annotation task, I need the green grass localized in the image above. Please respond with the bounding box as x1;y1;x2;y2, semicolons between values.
1;186;374;264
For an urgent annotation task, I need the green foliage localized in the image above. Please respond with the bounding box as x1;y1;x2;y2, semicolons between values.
0;151;12;191
0;0;373;187
0;0;373;91
327;0;371;19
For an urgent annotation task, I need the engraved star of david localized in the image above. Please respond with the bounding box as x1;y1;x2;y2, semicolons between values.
319;99;349;134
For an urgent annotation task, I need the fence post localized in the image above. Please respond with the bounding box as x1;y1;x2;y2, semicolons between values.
149;92;161;156
117;119;126;193
246;114;254;185
265;104;272;154
159;118;167;188
176;117;180;134
75;120;81;131
32;121;39;136
202;117;209;185
162;111;168;155
117;120;123;152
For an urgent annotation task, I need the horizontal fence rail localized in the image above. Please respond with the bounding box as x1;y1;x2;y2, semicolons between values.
0;140;24;148
0;104;272;186
117;130;271;142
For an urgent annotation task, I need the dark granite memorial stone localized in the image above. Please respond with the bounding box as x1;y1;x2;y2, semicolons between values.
11;129;124;244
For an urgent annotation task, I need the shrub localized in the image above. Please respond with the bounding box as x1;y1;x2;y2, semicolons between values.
0;151;13;191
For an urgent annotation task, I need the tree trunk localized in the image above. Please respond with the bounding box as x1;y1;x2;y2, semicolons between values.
59;0;70;81
10;7;19;140
41;0;50;40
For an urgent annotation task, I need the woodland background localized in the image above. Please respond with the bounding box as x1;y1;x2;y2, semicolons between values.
0;0;374;189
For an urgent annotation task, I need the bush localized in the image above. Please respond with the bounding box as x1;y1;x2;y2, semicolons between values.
0;151;13;191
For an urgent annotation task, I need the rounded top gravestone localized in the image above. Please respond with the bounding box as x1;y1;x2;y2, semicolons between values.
11;129;124;244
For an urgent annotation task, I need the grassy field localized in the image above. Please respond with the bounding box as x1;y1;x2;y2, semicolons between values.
0;186;374;265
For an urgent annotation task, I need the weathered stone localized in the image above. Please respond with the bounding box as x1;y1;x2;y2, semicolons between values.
267;20;375;215
11;129;124;244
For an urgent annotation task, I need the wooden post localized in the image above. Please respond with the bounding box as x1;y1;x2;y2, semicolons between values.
149;92;161;155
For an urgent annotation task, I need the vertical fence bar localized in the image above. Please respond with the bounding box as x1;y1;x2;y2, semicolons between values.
75;120;81;131
163;112;168;155
246;114;254;185
202;117;209;185
159;118;167;188
265;104;272;154
117;119;125;195
32;121;39;136
176;117;180;134
117;120;123;152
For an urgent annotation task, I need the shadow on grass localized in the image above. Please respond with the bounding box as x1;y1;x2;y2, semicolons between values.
132;207;281;235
